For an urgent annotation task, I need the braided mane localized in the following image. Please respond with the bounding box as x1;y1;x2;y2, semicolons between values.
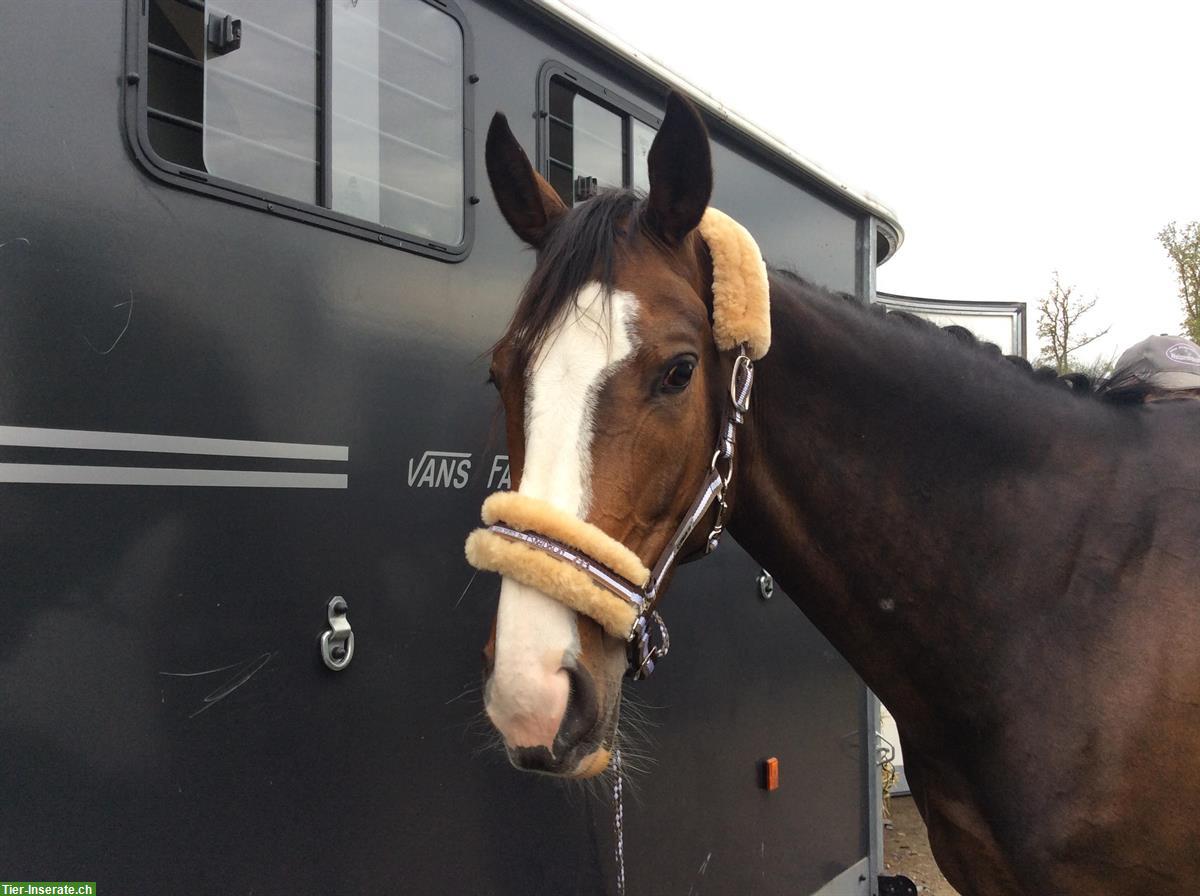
773;269;1105;400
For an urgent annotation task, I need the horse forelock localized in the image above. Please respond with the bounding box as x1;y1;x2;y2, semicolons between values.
499;189;647;379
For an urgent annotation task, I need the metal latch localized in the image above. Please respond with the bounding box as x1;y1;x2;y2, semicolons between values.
319;596;354;671
756;568;774;600
207;14;242;56
574;175;599;202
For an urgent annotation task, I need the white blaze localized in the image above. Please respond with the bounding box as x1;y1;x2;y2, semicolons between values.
488;283;638;749
521;284;638;513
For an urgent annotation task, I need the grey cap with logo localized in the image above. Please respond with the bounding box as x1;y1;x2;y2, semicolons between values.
1103;334;1200;398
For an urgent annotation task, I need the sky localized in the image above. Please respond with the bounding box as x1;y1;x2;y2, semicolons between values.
565;0;1200;366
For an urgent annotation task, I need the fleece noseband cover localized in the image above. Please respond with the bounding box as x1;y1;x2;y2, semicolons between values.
464;207;770;639
465;494;649;639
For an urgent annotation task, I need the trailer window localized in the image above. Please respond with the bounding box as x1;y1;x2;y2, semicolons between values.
202;2;321;206
630;118;656;193
329;0;464;245
138;0;471;257
547;78;623;203
540;70;658;207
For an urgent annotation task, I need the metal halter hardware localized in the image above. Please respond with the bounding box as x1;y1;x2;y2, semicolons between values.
483;344;755;680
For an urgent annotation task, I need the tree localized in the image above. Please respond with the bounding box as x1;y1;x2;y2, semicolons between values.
1035;272;1111;373
1074;351;1117;382
1156;221;1200;343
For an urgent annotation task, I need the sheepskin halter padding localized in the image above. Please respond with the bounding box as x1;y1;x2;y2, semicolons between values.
464;207;770;641
698;207;771;360
465;494;650;639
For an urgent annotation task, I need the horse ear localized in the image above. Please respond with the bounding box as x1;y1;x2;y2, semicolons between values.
485;112;567;248
644;92;713;246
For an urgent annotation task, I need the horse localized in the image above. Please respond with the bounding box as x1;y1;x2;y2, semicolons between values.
467;91;1200;895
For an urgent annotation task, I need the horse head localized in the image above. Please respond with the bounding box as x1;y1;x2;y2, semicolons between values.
468;92;769;777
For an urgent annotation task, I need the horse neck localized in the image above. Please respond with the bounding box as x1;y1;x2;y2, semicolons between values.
727;276;1121;730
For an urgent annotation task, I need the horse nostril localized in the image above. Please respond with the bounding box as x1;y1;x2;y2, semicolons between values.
509;745;557;773
557;664;600;748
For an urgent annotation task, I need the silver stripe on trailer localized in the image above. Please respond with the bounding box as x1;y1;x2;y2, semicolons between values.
0;425;349;461
0;464;348;489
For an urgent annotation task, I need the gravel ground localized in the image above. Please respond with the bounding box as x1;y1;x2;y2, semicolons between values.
883;795;961;895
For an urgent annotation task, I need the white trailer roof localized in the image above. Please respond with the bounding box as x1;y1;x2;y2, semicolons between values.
526;0;905;260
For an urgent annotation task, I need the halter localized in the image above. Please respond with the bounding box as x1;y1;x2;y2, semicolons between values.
465;207;770;680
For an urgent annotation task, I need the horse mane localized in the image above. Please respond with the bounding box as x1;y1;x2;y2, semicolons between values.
499;189;644;374
501;191;1112;403
771;269;1108;400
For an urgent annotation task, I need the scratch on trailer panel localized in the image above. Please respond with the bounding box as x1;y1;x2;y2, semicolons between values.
159;658;254;678
453;569;479;609
81;291;134;356
687;850;713;896
159;652;276;718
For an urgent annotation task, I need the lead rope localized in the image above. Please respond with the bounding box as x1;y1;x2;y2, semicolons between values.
613;746;626;896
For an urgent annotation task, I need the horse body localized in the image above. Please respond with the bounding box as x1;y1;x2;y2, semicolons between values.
731;274;1200;894
475;92;1200;894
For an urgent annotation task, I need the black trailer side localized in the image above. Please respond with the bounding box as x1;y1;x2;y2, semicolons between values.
0;2;902;893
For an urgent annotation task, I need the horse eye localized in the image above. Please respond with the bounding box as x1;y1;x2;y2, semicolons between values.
661;359;696;393
486;370;499;390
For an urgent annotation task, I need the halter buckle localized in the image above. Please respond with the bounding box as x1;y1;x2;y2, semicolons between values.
730;351;754;414
710;447;734;490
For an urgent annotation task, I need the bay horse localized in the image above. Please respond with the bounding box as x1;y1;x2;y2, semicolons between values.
469;91;1200;895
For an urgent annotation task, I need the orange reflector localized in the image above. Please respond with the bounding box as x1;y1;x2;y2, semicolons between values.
761;756;779;791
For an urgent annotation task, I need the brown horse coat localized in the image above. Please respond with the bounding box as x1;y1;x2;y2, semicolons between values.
734;274;1200;894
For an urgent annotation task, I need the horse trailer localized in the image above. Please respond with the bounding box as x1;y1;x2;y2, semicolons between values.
1;1;910;893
